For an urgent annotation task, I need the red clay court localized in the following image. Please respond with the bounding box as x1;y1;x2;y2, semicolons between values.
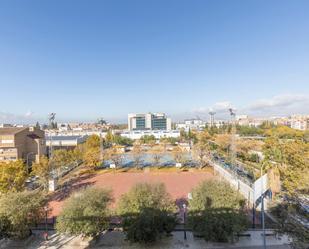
48;170;215;217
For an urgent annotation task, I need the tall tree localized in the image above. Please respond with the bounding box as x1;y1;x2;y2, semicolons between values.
83;135;101;168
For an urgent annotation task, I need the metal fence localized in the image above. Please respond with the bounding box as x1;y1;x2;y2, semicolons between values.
211;160;254;205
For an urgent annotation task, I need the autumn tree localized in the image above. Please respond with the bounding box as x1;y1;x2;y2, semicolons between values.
83;135;101;168
192;143;210;168
262;137;309;196
172;146;186;165
151;145;164;166
132;144;143;168
31;156;51;190
0;160;27;193
109;146;124;168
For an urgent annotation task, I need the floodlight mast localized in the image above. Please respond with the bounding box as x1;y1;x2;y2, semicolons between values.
228;108;236;166
48;113;56;159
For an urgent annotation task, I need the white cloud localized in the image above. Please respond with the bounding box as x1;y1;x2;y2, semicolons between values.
194;101;233;114
25;110;34;118
193;94;309;119
248;94;309;111
0;111;38;124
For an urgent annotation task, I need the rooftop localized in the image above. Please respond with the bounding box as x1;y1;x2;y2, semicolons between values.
0;127;27;135
45;135;86;141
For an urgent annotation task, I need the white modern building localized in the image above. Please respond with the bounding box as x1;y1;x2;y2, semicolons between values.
128;113;172;131
121;130;180;140
45;135;88;150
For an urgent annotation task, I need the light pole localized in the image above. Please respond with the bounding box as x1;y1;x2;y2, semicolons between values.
183;203;187;240
44;206;49;241
260;164;266;249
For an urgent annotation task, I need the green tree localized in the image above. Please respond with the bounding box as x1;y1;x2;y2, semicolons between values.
188;180;248;242
139;135;156;145
0;160;27;193
56;187;112;237
118;183;177;243
189;179;245;212
0;190;46;239
188;208;248;242
122;208;176;243
118;183;176;215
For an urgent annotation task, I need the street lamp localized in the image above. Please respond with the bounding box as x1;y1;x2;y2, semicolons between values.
44;206;49;241
183;203;187;240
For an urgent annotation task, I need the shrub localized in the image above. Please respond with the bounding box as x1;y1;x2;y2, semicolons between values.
0;190;46;239
118;183;177;243
56;187;112;237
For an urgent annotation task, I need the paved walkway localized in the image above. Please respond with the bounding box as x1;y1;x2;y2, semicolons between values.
1;230;291;249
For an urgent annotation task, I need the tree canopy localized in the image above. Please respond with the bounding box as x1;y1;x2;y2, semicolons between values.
118;183;176;215
0;190;46;239
56;187;112;237
189;180;245;211
118;183;177;243
0;160;27;193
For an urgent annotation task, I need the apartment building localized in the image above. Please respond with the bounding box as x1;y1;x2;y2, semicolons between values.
0;127;46;163
290;115;309;131
128;113;172;131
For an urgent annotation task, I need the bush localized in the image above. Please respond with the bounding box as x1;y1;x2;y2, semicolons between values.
122;208;176;243
118;183;177;243
188;208;248;242
56;187;112;237
189;180;246;211
188;180;248;242
0;191;46;239
118;182;176;214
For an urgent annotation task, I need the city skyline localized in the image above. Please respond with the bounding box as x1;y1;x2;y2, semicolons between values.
1;1;309;123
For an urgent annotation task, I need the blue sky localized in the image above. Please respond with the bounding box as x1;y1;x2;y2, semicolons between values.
0;0;308;123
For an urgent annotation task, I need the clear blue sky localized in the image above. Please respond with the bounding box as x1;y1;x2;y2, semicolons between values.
0;0;308;123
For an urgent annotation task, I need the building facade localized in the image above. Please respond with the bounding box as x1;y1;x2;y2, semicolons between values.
176;119;205;131
290;115;309;131
45;135;88;151
121;130;180;140
128;113;172;131
0;127;46;163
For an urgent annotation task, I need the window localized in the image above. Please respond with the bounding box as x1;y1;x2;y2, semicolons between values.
1;139;14;144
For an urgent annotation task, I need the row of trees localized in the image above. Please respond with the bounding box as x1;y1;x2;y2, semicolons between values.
55;180;248;243
0;145;84;194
